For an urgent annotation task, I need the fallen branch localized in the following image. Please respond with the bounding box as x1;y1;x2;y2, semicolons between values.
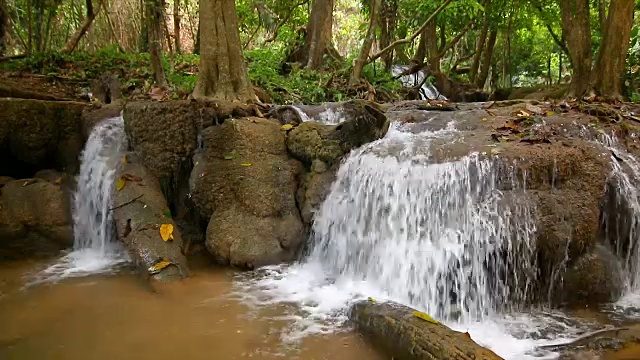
365;0;453;65
0;54;26;62
109;194;144;211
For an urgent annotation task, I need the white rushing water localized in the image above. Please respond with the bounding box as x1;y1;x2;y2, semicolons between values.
235;120;587;359
30;116;129;284
598;133;640;316
392;65;448;101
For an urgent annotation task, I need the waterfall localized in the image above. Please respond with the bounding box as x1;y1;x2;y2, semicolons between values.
32;116;129;284
599;133;640;293
391;65;447;101
235;120;582;358
307;151;537;322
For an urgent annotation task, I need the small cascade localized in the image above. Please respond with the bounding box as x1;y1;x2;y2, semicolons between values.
599;133;640;292
307;151;537;322
391;65;447;101
32;116;129;284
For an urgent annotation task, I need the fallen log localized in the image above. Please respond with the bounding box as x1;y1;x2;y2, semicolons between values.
0;82;75;101
349;300;503;360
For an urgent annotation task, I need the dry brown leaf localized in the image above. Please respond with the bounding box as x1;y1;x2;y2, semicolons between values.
160;224;174;241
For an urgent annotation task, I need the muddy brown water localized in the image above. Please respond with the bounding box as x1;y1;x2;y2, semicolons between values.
0;259;384;360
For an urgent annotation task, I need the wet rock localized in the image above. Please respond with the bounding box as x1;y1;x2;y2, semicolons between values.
123;100;260;200
0;179;73;258
350;300;503;360
81;101;124;139
113;153;189;282
296;160;337;226
189;117;304;269
561;246;624;306
286;103;390;166
0;98;87;177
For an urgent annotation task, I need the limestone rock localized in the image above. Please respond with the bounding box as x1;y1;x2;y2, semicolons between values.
350;300;503;360
0;98;87;176
0;179;73;258
190;117;304;269
286;102;390;166
561;245;623;306
123;100;260;200
296;160;337;226
113;153;189;282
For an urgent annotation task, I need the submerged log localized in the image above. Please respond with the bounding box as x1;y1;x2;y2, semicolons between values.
349;300;503;360
113;153;189;282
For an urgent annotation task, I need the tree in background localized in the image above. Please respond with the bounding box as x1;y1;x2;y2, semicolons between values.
147;0;167;86
560;0;635;98
193;0;255;101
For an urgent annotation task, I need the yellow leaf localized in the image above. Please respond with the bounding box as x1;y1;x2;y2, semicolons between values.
281;124;294;131
148;260;172;274
412;311;439;324
482;117;488;121
367;297;376;303
160;223;174;241
116;177;126;191
240;162;252;167
121;155;127;164
54;177;63;185
546;111;556;116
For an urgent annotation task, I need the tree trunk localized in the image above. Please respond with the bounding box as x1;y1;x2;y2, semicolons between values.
414;27;427;64
351;0;379;82
593;0;634;99
147;0;167;86
470;10;489;83
598;0;607;34
173;0;181;53
62;0;99;54
193;25;200;54
0;0;7;56
162;0;173;54
425;21;439;73
560;0;592;97
27;0;33;55
302;0;334;69
475;29;496;89
193;0;255;102
377;0;397;70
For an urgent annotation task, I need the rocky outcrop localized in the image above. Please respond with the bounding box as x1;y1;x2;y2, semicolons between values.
350;300;503;360
0;178;73;258
113;153;189;281
189;117;304;269
0;98;87;177
123;100;261;201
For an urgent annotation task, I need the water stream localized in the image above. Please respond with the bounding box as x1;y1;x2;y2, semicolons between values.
29;116;129;284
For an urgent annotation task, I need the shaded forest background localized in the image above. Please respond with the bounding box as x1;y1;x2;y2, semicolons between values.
0;0;639;104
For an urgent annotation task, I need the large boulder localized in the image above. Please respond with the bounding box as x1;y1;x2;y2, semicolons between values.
350;300;503;360
0;98;87;177
190;117;304;269
0;179;73;258
113;153;189;282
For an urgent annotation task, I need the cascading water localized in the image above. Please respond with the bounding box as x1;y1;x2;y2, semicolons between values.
598;133;640;310
236;120;583;359
32;116;129;284
391;65;448;101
